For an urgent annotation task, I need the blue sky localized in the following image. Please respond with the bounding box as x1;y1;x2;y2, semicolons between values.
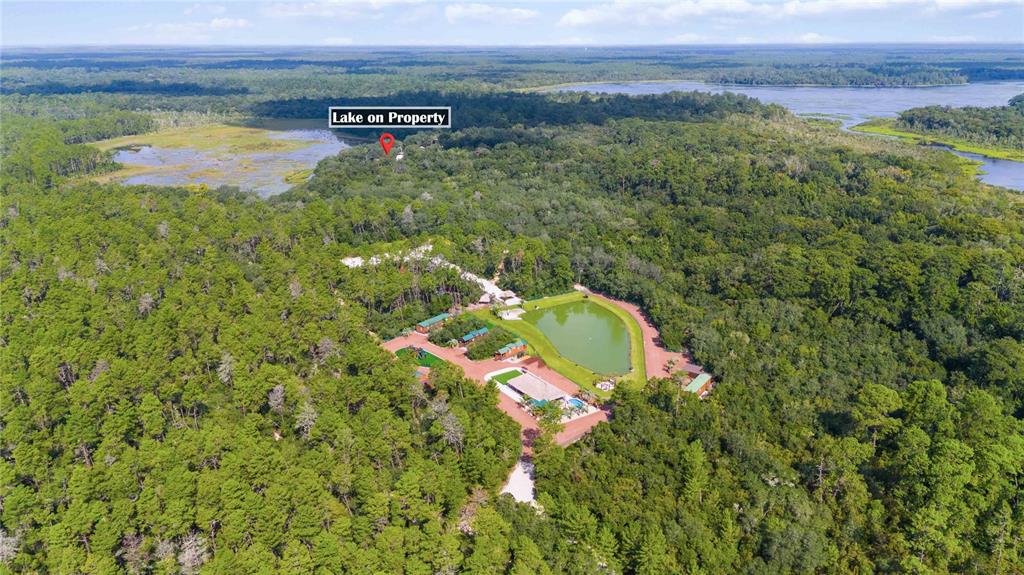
2;0;1022;46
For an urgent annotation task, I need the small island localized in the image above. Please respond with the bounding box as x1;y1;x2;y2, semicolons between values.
852;94;1024;162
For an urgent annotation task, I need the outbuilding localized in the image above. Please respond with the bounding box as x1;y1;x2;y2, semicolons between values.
460;327;489;344
416;312;451;333
684;373;713;397
495;339;527;359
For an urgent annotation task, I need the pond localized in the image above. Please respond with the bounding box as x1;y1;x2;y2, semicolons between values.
555;80;1024;190
524;300;630;375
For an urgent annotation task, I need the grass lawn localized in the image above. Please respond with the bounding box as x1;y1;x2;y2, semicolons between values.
472;306;603;394
473;290;648;396
851;119;1024;162
518;290;588;312
395;346;446;368
490;369;522;386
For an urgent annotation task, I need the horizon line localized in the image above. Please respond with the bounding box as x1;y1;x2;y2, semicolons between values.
3;41;1022;50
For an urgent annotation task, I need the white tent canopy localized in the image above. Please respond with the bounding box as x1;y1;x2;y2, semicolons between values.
507;372;566;402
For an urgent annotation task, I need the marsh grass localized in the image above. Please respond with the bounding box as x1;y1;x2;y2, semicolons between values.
94;124;317;154
852;118;1024;162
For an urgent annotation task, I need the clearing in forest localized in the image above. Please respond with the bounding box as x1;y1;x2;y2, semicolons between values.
472;290;647;395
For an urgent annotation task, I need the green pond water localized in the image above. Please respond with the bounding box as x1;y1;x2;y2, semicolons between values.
524;300;630;375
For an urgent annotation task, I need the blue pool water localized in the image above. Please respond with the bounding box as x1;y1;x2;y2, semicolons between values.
567;398;585;409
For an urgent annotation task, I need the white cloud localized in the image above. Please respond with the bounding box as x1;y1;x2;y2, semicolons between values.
669;33;709;43
263;2;355;18
184;3;226;16
931;0;1020;8
558;0;1024;27
797;31;838;42
779;0;882;16
262;0;423;19
209;18;250;30
929;34;979;41
322;36;354;45
120;18;249;43
781;0;1021;16
970;8;1002;15
445;3;539;24
560;1;767;27
527;36;597;45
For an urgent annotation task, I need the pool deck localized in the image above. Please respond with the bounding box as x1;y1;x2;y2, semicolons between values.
383;333;605;453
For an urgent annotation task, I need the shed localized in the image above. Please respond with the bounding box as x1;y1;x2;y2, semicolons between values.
496;339;527;359
460;327;489;344
416;312;451;333
684;373;713;396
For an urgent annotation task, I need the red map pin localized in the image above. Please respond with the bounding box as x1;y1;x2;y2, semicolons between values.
379;133;395;155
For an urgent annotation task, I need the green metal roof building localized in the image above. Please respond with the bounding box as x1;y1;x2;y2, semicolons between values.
497;339;526;355
416;312;451;330
460;327;489;343
684;373;712;395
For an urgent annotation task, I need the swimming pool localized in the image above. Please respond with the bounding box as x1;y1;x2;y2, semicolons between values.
566;398;585;409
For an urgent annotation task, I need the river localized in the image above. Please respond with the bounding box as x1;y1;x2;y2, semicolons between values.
555;81;1024;190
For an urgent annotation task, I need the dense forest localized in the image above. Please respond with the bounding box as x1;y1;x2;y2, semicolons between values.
0;112;154;185
896;94;1024;149
2;48;1024;574
3;46;1023;102
703;63;968;87
1;183;524;573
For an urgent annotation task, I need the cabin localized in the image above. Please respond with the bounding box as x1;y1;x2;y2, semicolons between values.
460;327;489;344
415;312;451;333
684;373;713;397
495;339;527;360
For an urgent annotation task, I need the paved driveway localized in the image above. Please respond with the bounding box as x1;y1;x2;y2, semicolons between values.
383;332;605;450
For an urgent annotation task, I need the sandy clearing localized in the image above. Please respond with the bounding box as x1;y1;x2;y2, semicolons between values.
500;459;537;504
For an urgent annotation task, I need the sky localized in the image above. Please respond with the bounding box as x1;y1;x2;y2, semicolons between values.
1;0;1022;47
